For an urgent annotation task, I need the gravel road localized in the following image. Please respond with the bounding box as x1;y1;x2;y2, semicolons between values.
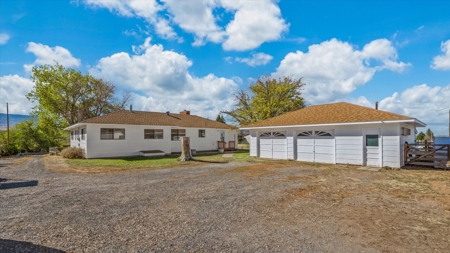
0;156;416;252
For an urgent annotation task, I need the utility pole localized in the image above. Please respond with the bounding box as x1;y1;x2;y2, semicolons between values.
7;102;10;144
448;110;450;137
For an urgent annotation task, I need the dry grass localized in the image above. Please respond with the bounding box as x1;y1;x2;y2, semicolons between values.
1;156;33;167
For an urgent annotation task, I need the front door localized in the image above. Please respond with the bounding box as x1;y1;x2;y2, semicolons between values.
364;129;381;167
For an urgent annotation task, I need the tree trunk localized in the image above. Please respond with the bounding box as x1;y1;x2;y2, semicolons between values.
179;137;195;161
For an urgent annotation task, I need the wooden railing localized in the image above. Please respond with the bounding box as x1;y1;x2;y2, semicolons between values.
404;144;450;168
217;141;236;151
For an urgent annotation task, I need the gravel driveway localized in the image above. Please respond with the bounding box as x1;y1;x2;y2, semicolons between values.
1;156;449;252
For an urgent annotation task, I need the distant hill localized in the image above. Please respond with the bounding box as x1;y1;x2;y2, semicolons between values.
0;113;31;130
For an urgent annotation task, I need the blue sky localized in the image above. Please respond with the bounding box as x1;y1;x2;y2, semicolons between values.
1;0;450;135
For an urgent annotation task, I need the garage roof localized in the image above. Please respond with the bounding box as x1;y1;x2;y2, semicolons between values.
241;102;426;128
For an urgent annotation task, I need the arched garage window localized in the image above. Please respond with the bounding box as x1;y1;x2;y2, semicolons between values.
260;132;271;137
297;131;313;136
315;131;332;136
273;132;286;137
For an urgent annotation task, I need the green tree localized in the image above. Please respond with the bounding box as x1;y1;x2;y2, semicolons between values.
222;76;306;125
416;131;426;141
0;117;64;153
23;63;130;150
27;63;130;126
425;128;435;142
216;114;226;124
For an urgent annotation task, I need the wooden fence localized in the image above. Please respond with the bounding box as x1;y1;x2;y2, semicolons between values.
404;143;450;169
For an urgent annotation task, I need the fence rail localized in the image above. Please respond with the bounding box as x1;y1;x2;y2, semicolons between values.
404;144;450;169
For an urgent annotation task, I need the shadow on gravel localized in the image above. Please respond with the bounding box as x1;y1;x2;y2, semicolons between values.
0;239;65;252
194;159;229;164
0;179;38;190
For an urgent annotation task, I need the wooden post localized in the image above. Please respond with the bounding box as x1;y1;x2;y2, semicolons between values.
6;102;10;144
447;145;450;162
179;137;194;161
404;144;408;165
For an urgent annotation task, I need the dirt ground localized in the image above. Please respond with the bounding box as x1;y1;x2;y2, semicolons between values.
1;156;449;252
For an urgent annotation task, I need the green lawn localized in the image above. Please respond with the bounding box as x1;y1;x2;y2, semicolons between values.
66;151;251;169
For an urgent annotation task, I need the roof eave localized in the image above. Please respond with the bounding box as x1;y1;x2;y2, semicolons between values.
64;123;88;131
240;118;426;130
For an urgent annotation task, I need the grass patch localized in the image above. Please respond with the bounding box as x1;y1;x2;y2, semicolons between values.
67;153;229;169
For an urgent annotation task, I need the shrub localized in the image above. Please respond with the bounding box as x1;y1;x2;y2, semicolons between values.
61;147;85;159
1;144;19;156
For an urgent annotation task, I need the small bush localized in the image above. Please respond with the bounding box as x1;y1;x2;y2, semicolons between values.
61;147;85;159
1;144;19;156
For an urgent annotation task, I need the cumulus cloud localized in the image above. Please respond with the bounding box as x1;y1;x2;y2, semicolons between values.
24;42;81;72
431;40;450;70
273;38;410;104
378;83;450;136
235;52;273;67
83;0;288;50
83;0;179;40
220;0;288;51
0;33;10;45
0;75;35;115
89;38;239;119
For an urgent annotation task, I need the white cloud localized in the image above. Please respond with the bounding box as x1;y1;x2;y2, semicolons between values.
83;0;180;40
89;38;239;119
220;0;288;51
274;38;410;104
83;0;288;51
0;33;10;45
431;40;450;70
162;0;224;46
378;83;450;136
0;75;35;115
235;52;273;67
24;42;81;72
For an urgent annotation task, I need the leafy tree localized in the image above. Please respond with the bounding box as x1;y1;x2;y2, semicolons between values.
425;128;435;142
216;114;226;124
416;131;426;141
19;63;130;152
222;76;306;125
0;118;64;153
27;63;131;126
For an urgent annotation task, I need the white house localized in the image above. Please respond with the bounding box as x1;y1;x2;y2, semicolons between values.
65;109;237;158
240;102;426;168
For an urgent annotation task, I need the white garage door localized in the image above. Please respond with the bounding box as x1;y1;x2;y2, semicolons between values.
259;132;287;159
297;130;335;163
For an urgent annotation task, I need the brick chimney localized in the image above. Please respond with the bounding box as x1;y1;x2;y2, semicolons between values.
180;110;190;115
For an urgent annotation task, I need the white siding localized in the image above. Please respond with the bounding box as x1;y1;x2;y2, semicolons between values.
287;136;294;160
382;136;400;167
85;124;237;158
335;136;363;165
250;131;258;156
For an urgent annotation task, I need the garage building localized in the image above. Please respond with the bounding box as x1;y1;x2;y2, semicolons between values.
241;102;426;168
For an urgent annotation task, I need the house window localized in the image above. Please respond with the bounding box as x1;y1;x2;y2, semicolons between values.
199;129;205;138
81;128;86;140
144;129;163;139
171;129;186;141
401;127;411;136
366;135;379;147
101;128;125;140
